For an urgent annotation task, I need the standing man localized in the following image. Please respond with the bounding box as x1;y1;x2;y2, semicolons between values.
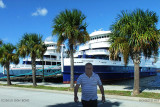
74;63;105;107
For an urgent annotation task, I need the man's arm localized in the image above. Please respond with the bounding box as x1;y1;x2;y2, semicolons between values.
99;85;105;103
74;84;80;102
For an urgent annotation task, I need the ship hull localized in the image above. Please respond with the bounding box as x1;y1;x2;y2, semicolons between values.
0;73;4;78
63;63;157;83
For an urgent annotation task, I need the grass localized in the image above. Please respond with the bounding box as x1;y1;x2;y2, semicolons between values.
137;92;160;99
0;83;70;91
0;83;160;99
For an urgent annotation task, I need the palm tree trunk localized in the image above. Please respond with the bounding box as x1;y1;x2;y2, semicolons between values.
133;55;140;96
70;46;74;89
42;59;45;82
6;64;11;85
32;57;37;87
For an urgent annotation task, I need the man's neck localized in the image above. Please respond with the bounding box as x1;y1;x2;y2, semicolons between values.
85;72;93;78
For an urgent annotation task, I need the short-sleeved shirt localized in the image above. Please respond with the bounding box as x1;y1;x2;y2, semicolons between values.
76;72;102;101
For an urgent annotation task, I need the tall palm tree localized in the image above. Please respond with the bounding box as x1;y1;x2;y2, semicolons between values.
17;33;46;87
0;43;19;85
109;9;159;95
52;9;89;88
40;44;47;82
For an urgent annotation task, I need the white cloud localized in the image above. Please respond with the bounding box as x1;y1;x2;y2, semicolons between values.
32;8;48;16
45;36;57;42
45;36;53;42
0;0;6;8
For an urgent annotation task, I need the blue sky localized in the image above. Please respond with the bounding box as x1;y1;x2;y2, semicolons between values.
0;0;160;71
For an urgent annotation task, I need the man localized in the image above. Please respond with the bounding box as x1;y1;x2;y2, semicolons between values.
74;63;105;107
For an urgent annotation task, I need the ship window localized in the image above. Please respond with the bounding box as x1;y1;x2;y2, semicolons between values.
47;70;50;72
36;61;42;65
51;55;56;58
106;56;109;60
44;55;50;58
46;61;51;65
57;62;61;65
25;61;31;64
94;55;109;60
52;62;56;65
41;61;45;65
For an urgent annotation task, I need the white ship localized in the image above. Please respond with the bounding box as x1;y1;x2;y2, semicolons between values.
3;41;66;77
63;30;157;83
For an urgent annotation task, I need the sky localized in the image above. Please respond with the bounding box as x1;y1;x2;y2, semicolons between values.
1;0;160;71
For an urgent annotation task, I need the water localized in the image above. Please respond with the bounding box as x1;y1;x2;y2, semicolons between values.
108;73;160;88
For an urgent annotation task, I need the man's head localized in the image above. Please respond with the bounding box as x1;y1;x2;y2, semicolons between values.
85;63;93;75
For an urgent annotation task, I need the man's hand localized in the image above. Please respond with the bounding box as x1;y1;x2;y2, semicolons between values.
74;84;80;103
102;96;105;103
99;85;105;103
74;96;79;103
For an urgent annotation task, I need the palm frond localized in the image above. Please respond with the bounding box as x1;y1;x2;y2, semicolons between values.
52;9;89;50
109;8;160;65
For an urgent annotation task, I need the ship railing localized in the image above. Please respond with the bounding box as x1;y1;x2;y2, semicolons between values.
23;58;57;61
10;64;32;68
85;49;109;54
43;58;57;60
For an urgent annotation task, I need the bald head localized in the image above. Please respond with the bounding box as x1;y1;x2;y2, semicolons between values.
85;63;93;75
85;63;93;67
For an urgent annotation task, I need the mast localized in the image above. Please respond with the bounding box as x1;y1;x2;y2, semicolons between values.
61;44;64;72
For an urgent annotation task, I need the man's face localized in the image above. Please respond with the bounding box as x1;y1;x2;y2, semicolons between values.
85;64;93;74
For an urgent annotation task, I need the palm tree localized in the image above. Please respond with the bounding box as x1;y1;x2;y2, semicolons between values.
0;40;2;45
0;40;2;58
109;9;159;95
52;9;90;88
40;44;47;82
0;43;19;85
17;33;46;87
